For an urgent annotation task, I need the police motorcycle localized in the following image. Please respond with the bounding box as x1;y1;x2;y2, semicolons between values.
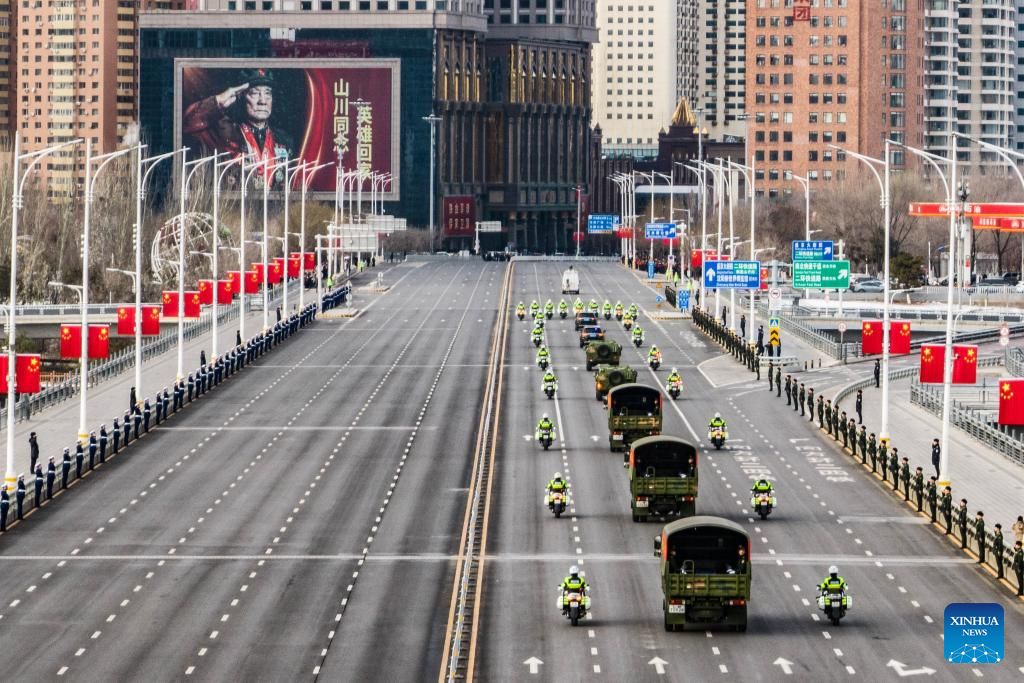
530;300;540;317
544;300;554;320
558;300;569;319
622;313;634;331
603;301;613;320
632;327;645;348
588;299;599;313
536;421;556;451
532;327;544;347
573;298;584;314
537;350;550;371
708;414;728;450
534;312;545;330
614;302;624;321
543;375;558;400
817;567;851;626
648;346;661;370
516;303;526;321
750;481;776;520
557;569;590;627
667;374;684;401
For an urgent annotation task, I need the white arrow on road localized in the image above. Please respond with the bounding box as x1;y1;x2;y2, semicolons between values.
523;657;543;674
648;657;668;675
886;660;936;677
773;657;794;675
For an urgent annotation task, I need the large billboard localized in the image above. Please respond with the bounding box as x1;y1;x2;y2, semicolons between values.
175;58;400;200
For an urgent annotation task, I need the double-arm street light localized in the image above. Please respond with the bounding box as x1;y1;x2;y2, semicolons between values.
787;171;812;241
683;163;709;302
237;156;272;344
725;158;758;343
830;141;893;444
6;135;82;490
210;152;249;358
81;140;142;441
890;140;957;486
178;152;219;379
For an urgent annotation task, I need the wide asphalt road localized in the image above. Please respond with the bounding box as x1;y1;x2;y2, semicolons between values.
475;261;1024;682
0;259;504;681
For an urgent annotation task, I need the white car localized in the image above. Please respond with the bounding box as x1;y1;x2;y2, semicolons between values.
1015;282;1024;294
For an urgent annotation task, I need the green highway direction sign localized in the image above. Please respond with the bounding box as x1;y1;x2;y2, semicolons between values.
792;259;851;290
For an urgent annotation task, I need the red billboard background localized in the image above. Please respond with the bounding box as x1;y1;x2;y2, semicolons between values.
443;196;476;238
178;59;399;197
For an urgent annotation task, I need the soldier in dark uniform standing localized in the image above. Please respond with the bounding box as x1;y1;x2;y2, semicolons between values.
46;457;56;500
112;418;121;454
122;410;132;445
975;511;986;564
0;485;9;532
900;456;911;499
132;405;142;438
890;448;900;489
61;448;71;490
855;389;863;424
858;426;868;464
775;365;782;397
1012;541;1023;595
867;433;878;471
798;383;806;415
912;467;924;511
144;399;152;432
75;443;84;479
879;440;888;479
33;464;43;508
785;375;792;405
806;387;815;422
187;373;195;403
816;394;824;427
957;499;969;549
926;476;938;523
15;474;26;520
88;432;97;470
99;424;108;463
824;400;833;435
939;485;952;533
29;432;40;475
768;362;774;392
993;524;1005;579
839;413;849;449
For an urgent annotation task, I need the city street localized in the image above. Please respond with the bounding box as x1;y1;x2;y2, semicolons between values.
0;260;1022;680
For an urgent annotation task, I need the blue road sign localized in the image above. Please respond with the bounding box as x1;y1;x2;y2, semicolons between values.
678;291;690;311
588;214;619;234
792;240;834;262
647;261;655;279
644;223;677;239
702;260;761;289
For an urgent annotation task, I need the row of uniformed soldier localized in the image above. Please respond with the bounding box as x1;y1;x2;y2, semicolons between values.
0;304;323;535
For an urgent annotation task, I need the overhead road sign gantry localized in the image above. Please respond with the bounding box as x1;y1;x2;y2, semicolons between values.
703;260;761;289
792;259;851;289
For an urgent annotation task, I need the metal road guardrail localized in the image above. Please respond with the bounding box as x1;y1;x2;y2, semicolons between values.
0;282;319;425
755;302;851;360
8;304;128;317
784;302;1024;325
511;255;620;262
905;357;1024;467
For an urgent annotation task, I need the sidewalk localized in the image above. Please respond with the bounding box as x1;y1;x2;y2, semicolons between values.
834;374;1024;537
4;271;373;481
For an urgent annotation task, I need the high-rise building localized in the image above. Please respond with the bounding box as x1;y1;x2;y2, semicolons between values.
9;0;161;190
0;2;11;147
698;0;746;142
140;1;595;250
745;0;925;197
592;0;691;157
1016;1;1024;152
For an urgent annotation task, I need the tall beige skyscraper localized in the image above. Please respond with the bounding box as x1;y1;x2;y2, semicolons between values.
698;0;746;143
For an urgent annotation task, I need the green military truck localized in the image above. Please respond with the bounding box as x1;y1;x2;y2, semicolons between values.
585;339;622;371
594;364;637;401
606;383;662;456
629;436;698;522
653;516;751;632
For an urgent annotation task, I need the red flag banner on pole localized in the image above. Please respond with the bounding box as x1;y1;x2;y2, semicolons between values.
889;320;911;355
88;325;110;359
116;306;135;335
162;291;179;318
269;258;284;285
998;379;1024;425
4;354;43;394
184;291;202;318
861;320;882;355
251;264;265;285
952;345;978;385
919;344;945;384
287;254;302;279
304;252;316;271
217;280;234;305
142;306;162;336
197;279;214;305
245;271;260;294
60;324;82;359
226;271;241;291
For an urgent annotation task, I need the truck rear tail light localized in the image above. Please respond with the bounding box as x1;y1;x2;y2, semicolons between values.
726;599;746;606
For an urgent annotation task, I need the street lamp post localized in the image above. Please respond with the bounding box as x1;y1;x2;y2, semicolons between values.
81;140;141;441
575;185;582;260
726;159;757;343
211;153;248;358
892;140;955;485
178;152;218;379
788;172;811;241
830;142;891;441
5;135;82;490
423;113;442;251
684;163;708;304
133;146;182;401
295;161;333;312
237;157;271;346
